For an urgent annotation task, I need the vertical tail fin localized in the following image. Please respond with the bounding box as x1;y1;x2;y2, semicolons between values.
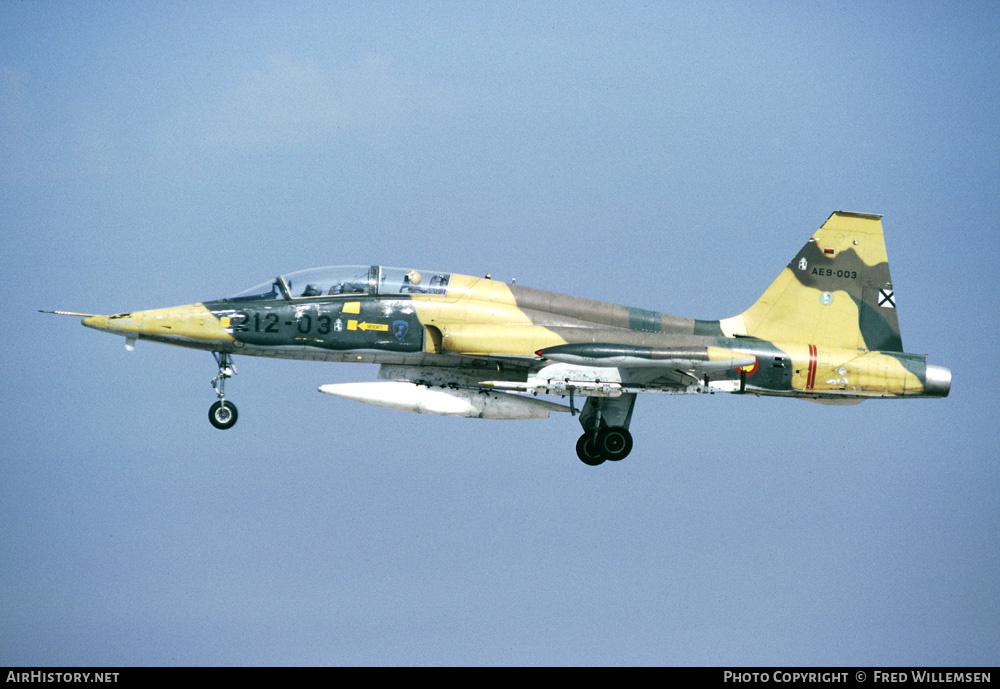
720;212;903;352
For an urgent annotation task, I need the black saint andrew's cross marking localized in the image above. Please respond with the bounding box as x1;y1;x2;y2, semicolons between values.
879;288;895;309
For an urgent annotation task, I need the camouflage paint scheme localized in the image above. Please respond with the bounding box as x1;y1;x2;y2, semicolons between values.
72;212;950;463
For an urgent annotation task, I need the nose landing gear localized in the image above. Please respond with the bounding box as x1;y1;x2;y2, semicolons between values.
209;352;238;430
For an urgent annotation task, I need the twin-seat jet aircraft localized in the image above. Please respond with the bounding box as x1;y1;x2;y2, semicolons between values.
46;212;950;465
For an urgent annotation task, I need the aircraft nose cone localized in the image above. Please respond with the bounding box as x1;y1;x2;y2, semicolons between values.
81;313;139;335
81;304;232;346
924;364;951;398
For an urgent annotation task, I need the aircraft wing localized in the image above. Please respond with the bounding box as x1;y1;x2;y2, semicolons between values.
366;343;752;403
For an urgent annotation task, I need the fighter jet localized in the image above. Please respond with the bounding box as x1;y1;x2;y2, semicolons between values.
44;212;950;465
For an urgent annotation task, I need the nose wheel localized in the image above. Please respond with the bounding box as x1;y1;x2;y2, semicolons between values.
209;400;238;429
209;352;238;430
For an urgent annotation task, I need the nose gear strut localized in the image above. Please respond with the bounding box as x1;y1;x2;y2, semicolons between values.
209;351;238;429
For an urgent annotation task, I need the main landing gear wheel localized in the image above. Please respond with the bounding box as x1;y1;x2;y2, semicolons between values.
599;426;633;462
576;426;634;466
576;433;606;466
209;400;238;430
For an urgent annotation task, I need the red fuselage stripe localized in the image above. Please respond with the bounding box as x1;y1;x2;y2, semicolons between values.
807;344;817;389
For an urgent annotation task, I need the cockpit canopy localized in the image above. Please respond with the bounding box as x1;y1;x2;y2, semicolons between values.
227;265;452;302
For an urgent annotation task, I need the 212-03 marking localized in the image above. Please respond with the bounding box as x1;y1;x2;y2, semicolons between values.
229;312;333;335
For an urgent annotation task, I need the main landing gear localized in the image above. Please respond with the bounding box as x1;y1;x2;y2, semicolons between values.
575;394;636;466
576;426;634;465
209;352;238;430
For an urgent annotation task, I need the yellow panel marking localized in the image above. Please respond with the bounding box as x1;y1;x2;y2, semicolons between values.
819;212;888;264
777;343;921;396
729;269;863;349
220;316;231;328
441;324;564;355
407;273;567;355
347;319;358;331
343;302;361;314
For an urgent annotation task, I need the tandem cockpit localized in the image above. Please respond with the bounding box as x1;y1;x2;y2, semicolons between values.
226;265;453;302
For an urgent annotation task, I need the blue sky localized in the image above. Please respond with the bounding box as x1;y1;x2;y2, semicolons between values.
2;2;998;665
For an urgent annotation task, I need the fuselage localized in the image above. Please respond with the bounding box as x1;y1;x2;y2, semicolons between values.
81;264;949;401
